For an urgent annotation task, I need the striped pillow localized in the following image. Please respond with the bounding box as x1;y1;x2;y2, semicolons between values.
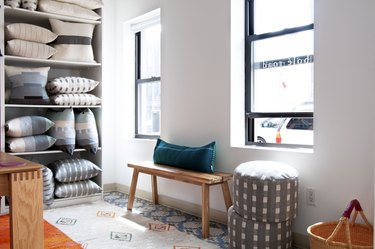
6;135;56;153
47;108;76;155
6;23;57;43
5;116;55;137
51;94;101;106
49;18;96;62
42;166;55;206
5;66;51;105
46;77;99;94
75;109;99;154
48;158;101;183
39;0;101;20
6;39;57;59
54;180;102;198
56;0;103;9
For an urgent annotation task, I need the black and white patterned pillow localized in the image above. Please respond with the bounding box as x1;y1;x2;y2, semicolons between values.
5;65;51;105
5;0;21;8
6;135;56;153
42;166;55;206
48;158;101;183
54;180;102;198
21;0;37;10
51;94;101;106
46;77;99;94
47;108;76;155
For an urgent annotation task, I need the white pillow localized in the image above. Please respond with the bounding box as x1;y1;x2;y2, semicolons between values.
51;94;101;106
55;0;103;9
49;18;96;62
5;0;21;8
6;39;57;59
39;0;101;20
6;23;57;43
46;77;99;94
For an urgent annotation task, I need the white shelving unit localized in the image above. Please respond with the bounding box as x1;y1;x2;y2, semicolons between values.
0;1;103;208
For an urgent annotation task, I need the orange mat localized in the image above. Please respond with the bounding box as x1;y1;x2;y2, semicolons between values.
0;215;82;249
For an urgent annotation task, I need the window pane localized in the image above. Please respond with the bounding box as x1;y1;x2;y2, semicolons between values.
254;118;284;143
254;0;314;34
137;81;161;135
251;30;313;112
140;24;161;79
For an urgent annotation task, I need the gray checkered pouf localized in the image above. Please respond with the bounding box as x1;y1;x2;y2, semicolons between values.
228;160;299;249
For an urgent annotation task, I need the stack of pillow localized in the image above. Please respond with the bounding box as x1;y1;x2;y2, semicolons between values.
5;23;57;59
48;158;102;199
5;116;56;153
38;0;102;21
5;0;38;10
47;108;99;155
46;76;101;106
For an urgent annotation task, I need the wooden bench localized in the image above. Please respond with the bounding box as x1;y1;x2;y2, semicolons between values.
127;161;233;238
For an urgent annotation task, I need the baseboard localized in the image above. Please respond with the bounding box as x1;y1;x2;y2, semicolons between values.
103;183;311;248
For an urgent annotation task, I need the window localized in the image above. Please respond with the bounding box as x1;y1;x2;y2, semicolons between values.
245;0;314;147
135;23;161;138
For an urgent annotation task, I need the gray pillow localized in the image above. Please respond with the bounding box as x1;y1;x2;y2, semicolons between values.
5;116;55;137
6;135;56;153
75;109;99;154
54;180;102;198
48;158;101;183
42;166;54;206
5;66;51;105
47;108;75;155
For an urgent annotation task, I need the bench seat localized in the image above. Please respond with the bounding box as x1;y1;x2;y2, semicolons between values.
127;161;233;238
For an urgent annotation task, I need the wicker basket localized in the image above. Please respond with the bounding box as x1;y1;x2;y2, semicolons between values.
307;199;373;249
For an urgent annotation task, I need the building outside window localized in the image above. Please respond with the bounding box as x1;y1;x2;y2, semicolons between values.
135;23;161;138
245;0;314;147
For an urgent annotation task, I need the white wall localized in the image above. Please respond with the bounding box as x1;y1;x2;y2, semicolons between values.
103;0;375;237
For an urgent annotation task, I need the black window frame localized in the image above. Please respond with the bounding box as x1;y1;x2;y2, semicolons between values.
135;31;161;139
245;0;314;147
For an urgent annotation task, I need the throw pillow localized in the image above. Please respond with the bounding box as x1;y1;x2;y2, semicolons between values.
21;0;37;10
6;135;56;152
49;18;96;62
6;23;58;43
50;94;101;106
42;166;55;206
153;138;216;173
46;76;99;94
5;116;55;137
54;180;102;198
5;0;21;8
75;109;99;154
47;108;75;155
48;158;101;182
55;0;103;9
5;65;51;105
6;39;57;59
39;0;101;20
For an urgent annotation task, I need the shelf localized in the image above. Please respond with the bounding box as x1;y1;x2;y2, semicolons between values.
5;104;102;108
8;147;102;156
4;5;101;24
5;55;101;69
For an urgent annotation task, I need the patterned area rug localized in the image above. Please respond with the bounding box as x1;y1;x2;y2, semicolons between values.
44;199;220;249
103;191;228;248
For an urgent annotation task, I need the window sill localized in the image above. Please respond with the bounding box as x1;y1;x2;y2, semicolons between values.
231;143;314;154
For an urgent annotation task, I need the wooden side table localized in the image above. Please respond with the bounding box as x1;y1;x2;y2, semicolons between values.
0;152;44;249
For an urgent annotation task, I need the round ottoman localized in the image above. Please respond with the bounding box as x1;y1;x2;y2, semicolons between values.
233;160;299;222
228;206;293;249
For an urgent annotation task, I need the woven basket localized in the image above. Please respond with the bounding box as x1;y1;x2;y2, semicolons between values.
307;200;373;249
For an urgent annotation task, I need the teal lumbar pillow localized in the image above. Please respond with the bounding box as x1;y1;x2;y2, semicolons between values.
153;138;216;173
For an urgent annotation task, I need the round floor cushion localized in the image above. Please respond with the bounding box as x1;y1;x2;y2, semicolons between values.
228;206;293;249
233;160;298;222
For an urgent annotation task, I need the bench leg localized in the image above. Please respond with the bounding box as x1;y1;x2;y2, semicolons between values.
127;169;139;210
201;183;209;238
221;181;232;210
151;175;158;204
